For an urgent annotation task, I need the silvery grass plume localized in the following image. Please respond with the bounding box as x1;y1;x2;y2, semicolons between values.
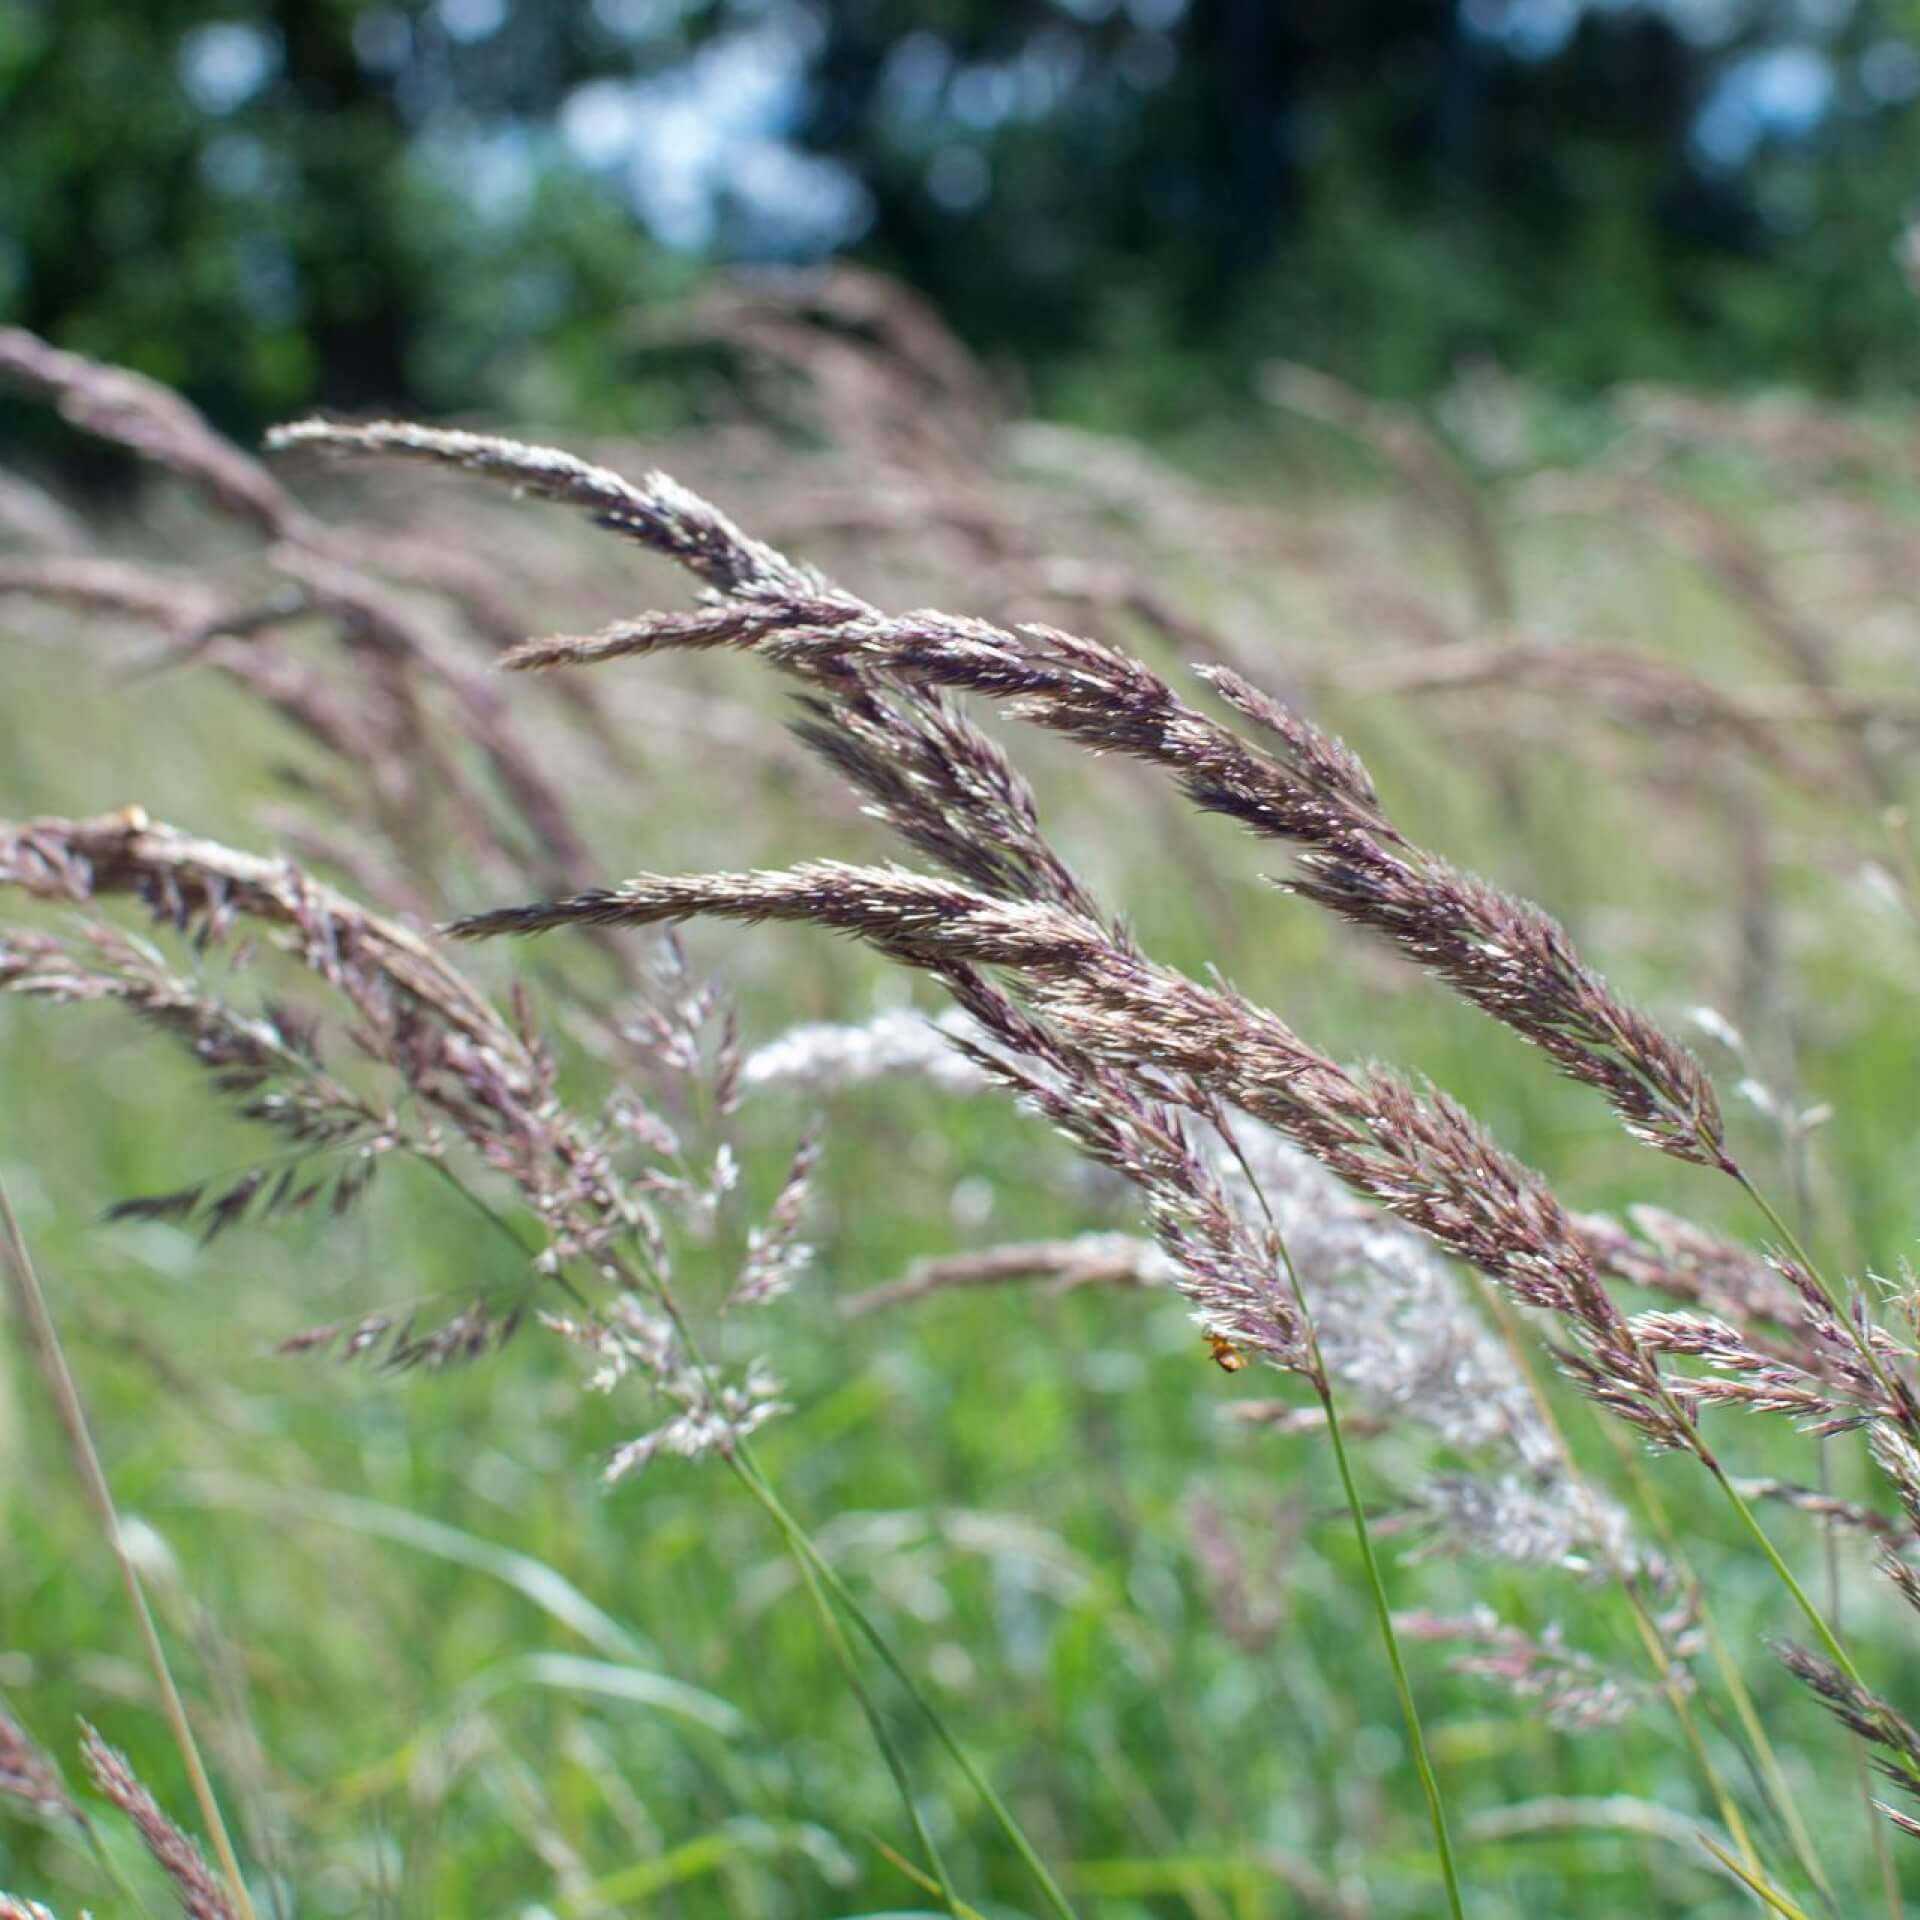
1396;1608;1646;1731
759;1011;1645;1577
979;1021;1650;1746
1219;1120;1566;1475
0;809;807;1475
742;1005;991;1096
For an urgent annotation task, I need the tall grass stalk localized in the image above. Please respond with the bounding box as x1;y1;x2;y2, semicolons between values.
1245;1149;1467;1917
756;1467;965;1918
1310;1364;1467;1917
290;404;1920;1867
1595;1419;1838;1913
0;1181;257;1920
1699;1833;1817;1918
633;1248;1073;1919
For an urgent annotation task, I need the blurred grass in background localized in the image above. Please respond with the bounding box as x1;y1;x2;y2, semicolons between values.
5;325;1920;1917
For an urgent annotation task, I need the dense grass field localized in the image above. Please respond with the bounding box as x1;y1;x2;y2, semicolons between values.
6;310;1920;1917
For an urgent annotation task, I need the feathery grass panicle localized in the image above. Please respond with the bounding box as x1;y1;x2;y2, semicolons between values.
1396;1608;1643;1730
730;1121;821;1310
356;413;1920;1854
1770;1644;1920;1799
15;336;1920;1903
799;1015;1651;1575
267;417;824;600
77;1726;236;1920
285;414;1723;1170
0;810;519;1057
0;808;796;1435
452;860;1683;1417
0;1711;79;1825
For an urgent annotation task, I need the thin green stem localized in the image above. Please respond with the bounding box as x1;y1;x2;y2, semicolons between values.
733;1444;1081;1920
84;1819;165;1918
1699;1833;1814;1919
1220;1126;1465;1915
645;1265;976;1918
1816;1432;1900;1917
422;1153;537;1259
0;1183;258;1920
1710;1467;1849;1677
1596;1418;1838;1914
1256;1266;1459;1906
634;1232;1060;1912
1706;1463;1920;1801
1778;1095;1898;1920
1617;1580;1759;1867
729;1454;961;1918
1614;1331;1920;1804
864;1832;988;1919
1860;1733;1905;1920
1469;1274;1783;1889
1312;1365;1466;1919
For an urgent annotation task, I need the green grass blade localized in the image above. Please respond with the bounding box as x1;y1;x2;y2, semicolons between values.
177;1475;652;1663
736;1446;1080;1920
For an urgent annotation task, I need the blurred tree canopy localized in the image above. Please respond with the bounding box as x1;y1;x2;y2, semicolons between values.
2;0;1918;445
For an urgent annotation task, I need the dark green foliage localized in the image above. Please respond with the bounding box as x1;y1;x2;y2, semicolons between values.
6;0;1920;466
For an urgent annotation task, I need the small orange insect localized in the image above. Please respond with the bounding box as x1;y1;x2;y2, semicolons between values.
1206;1332;1248;1373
